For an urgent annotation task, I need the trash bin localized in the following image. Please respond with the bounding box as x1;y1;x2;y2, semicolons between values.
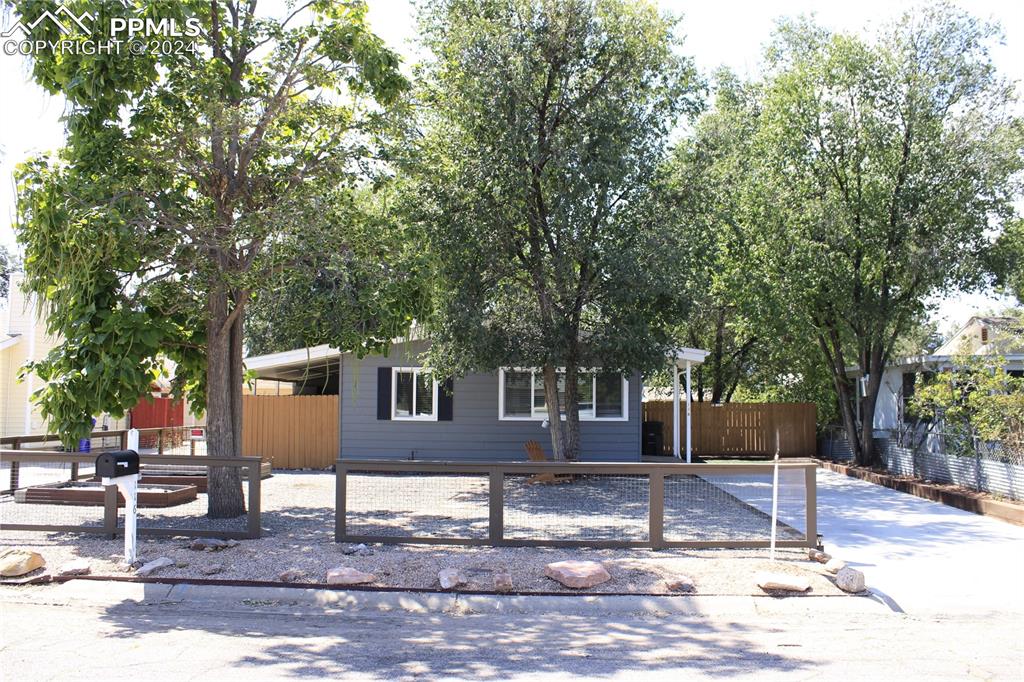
642;421;663;456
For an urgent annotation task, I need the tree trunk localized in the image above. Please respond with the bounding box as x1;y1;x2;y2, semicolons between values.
857;343;885;468
710;308;725;403
562;363;581;461
205;283;246;519
542;364;567;460
817;332;864;465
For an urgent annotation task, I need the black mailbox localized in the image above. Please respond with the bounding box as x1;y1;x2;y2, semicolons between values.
95;450;140;478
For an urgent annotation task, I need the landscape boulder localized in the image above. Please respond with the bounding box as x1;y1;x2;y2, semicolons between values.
0;549;45;577
438;568;466;590
755;571;811;592
493;571;513;592
665;575;696;593
57;559;91;577
201;564;225;576
278;569;306;583
544;560;611;589
824;558;847;575
326;567;376;586
808;548;831;564
341;543;374;557
835;567;866;593
136;557;174;577
190;538;230;551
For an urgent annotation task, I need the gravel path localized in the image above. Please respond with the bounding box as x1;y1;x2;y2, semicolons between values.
1;471;836;595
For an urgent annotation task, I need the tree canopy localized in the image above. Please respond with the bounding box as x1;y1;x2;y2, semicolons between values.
732;6;1023;465
13;0;419;515
408;0;702;459
989;219;1024;304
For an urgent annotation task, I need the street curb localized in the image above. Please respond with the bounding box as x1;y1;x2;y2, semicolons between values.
2;578;888;616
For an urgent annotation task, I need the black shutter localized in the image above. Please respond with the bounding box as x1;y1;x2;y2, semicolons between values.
438;378;454;421
377;367;392;420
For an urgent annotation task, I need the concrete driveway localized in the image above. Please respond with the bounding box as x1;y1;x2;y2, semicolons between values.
815;468;1024;615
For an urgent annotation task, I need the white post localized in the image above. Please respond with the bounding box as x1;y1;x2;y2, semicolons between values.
119;477;138;564
122;428;140;563
769;430;780;562
672;364;681;459
685;360;692;464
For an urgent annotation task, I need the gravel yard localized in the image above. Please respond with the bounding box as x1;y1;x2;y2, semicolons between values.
1;471;836;595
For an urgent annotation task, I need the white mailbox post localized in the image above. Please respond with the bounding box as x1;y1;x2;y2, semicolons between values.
96;428;141;564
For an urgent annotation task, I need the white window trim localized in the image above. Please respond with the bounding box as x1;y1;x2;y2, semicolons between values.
392;367;439;421
498;367;628;422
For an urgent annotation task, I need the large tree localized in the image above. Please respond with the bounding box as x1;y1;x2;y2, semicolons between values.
660;72;838;424
989;219;1024;304
410;0;702;459
659;72;766;405
13;0;415;516
0;245;13;301
741;7;1023;466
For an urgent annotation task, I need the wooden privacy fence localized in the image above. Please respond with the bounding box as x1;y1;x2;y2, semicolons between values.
642;402;817;457
241;395;338;469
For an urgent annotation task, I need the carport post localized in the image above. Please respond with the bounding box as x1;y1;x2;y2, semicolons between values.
672;365;680;459
685;360;692;464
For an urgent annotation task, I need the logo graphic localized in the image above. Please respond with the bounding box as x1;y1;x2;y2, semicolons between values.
1;5;95;38
2;2;200;56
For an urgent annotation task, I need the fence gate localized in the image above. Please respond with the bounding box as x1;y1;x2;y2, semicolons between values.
241;395;338;469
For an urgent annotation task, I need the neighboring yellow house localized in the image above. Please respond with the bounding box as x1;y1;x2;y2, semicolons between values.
0;273;128;438
933;315;1024;356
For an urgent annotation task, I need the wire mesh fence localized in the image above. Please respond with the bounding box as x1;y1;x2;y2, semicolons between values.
336;460;817;549
0;453;107;532
0;451;261;539
345;472;489;539
503;474;649;542
663;471;807;543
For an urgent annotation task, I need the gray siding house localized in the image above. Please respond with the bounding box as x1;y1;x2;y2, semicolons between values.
246;340;644;461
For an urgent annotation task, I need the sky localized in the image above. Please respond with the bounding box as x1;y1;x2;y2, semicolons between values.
1;0;1021;332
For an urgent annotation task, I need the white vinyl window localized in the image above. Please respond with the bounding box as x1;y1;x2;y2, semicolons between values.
498;368;627;421
392;367;438;421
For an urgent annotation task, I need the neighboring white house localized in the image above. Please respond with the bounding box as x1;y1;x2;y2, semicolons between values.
858;315;1024;432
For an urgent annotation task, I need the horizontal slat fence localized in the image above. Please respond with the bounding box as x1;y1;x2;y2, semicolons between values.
643;402;817;458
241;395;338;469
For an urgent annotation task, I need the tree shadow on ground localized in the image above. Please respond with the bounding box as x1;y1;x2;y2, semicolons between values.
93;584;815;679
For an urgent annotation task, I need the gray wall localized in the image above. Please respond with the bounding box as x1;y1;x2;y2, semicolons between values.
339;341;642;461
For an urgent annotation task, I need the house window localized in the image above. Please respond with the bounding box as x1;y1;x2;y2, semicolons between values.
392;368;437;420
499;369;627;421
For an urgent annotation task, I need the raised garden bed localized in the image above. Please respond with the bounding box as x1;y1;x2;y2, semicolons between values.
84;461;272;494
13;481;198;508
